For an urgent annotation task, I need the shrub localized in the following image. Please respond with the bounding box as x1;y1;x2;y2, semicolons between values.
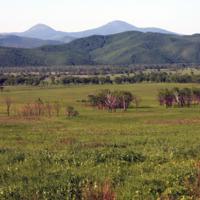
66;106;79;117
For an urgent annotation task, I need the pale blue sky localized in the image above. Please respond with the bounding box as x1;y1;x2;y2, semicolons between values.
0;0;199;35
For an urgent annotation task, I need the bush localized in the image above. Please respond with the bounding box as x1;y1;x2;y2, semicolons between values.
66;106;79;117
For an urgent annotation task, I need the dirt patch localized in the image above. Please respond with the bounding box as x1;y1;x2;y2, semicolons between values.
0;116;45;125
143;119;200;124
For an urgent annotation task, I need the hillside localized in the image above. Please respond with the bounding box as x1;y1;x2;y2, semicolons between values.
54;35;77;43
0;35;64;48
0;46;94;66
1;31;200;67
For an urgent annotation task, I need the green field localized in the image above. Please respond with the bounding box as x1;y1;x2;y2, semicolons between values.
1;83;200;199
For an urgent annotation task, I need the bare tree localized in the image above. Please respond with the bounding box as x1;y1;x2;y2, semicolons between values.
46;102;52;117
53;100;61;117
5;97;12;116
35;98;43;116
105;93;117;113
133;95;142;110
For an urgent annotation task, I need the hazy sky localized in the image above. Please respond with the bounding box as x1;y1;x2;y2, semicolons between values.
1;0;200;35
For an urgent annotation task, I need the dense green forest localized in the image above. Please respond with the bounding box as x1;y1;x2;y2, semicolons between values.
1;31;200;66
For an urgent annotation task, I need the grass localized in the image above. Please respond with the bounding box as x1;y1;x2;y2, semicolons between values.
1;83;200;199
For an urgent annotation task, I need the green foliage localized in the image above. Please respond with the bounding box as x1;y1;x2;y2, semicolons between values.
2;31;200;66
66;106;79;117
157;86;200;108
88;89;134;112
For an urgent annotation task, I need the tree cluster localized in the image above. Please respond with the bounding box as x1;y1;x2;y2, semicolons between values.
60;76;112;85
157;87;200;108
88;89;139;112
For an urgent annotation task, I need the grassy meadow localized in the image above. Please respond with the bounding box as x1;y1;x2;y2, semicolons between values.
1;83;200;199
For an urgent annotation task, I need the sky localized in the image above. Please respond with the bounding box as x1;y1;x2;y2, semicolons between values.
0;0;200;35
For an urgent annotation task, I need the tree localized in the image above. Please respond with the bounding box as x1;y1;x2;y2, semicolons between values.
181;87;192;108
66;106;79;117
171;87;180;107
5;97;12;116
157;88;173;108
105;93;117;113
88;94;98;108
133;95;142;110
53;100;61;117
46;102;52;117
118;91;134;111
191;87;200;107
51;76;55;85
35;98;43;116
66;106;74;117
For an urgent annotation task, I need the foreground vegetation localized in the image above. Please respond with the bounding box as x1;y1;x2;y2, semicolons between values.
1;83;200;199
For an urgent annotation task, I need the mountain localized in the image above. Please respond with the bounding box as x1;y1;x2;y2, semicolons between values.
1;31;199;67
4;24;70;40
0;35;64;48
61;20;180;38
1;21;181;41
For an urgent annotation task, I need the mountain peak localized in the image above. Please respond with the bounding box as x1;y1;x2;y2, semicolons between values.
107;20;124;25
106;20;137;28
26;24;54;32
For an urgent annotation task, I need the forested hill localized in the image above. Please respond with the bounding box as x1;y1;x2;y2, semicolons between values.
1;31;200;67
0;35;64;48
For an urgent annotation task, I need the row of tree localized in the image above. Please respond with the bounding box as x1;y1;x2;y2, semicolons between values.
157;87;200;108
114;73;200;84
0;77;45;86
4;98;79;117
2;73;200;87
88;89;141;112
1;63;199;75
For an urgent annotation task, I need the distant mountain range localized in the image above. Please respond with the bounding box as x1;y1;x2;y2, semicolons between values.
1;31;200;67
0;35;64;48
1;20;181;41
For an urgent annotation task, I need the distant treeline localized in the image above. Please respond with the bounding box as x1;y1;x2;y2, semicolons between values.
1;63;200;75
113;73;200;84
1;72;200;86
0;76;45;86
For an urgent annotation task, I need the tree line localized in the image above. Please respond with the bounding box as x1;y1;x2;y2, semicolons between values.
157;87;200;108
1;63;200;75
0;76;45;86
113;73;200;84
1;72;200;87
4;98;79;117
